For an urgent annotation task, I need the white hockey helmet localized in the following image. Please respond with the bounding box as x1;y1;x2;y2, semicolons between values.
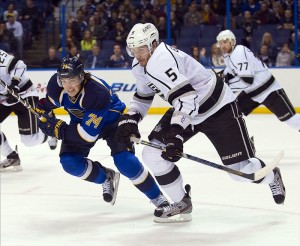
126;23;159;57
216;30;236;48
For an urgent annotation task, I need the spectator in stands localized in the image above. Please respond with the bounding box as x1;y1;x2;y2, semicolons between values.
18;0;40;41
184;2;202;26
74;9;88;40
57;28;80;53
93;9;108;26
157;16;176;41
81;30;97;51
123;0;136;14
253;2;276;25
6;14;23;59
84;44;107;69
210;0;226;17
3;3;18;21
67;45;80;58
0;21;15;52
271;2;284;24
275;43;295;67
66;17;81;43
150;0;166;20
201;3;217;25
42;46;61;68
106;10;120;30
108;43;129;68
282;0;294;10
79;0;96;21
127;11;139;31
108;21;128;45
141;9;157;25
257;44;274;67
86;15;108;42
242;0;261;15
191;45;200;61
230;0;242;18
277;9;294;31
259;32;278;62
174;0;188;27
240;11;256;49
211;42;225;67
199;46;212;67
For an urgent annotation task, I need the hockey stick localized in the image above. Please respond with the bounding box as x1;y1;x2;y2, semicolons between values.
130;137;283;181
0;79;46;122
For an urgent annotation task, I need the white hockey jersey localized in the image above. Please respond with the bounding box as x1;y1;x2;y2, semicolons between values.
223;45;281;103
128;42;236;128
0;49;38;105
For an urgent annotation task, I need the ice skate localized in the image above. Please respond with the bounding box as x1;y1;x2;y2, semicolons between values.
0;146;22;172
269;167;286;204
153;184;192;223
102;168;120;205
48;137;58;150
151;193;169;208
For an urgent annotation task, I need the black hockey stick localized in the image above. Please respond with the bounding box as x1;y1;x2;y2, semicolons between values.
0;79;46;122
130;137;283;181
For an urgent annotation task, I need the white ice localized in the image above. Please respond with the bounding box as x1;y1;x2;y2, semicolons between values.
1;114;299;246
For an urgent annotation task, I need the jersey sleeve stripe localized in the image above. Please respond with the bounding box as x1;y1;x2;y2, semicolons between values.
198;77;224;114
133;91;155;103
167;83;197;105
246;75;275;98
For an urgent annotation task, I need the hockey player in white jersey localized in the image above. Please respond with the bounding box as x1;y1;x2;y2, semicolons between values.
0;49;57;171
115;23;286;223
216;30;300;132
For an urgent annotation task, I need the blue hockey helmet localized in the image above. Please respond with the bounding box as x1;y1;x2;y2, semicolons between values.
57;55;84;86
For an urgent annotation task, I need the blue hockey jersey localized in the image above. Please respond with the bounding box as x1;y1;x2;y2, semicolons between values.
44;73;125;144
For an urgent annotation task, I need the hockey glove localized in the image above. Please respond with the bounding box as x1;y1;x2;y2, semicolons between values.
36;98;53;115
6;79;20;104
161;125;184;162
115;114;141;144
38;113;66;140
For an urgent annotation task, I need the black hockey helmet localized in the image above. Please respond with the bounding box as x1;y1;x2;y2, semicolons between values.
57;54;84;86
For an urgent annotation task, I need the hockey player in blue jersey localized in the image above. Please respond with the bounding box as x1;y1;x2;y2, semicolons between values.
36;55;169;210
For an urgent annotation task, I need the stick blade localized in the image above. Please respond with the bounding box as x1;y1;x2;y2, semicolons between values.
254;150;284;181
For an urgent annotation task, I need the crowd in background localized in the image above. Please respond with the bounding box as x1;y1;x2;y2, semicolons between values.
0;0;299;68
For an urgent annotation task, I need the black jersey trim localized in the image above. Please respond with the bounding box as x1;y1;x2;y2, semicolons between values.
165;43;178;69
198;76;224;114
8;57;18;73
132;61;139;69
167;83;195;104
247;75;275;98
146;71;171;89
19;79;33;92
134;91;155;101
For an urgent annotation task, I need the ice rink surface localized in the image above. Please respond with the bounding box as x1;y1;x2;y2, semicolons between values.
1;114;299;246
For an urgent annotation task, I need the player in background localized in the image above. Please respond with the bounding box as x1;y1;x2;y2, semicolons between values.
216;30;300;132
116;23;286;223
0;49;57;172
36;55;169;209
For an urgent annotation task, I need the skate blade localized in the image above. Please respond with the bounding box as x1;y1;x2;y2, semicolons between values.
153;213;192;223
110;172;120;206
0;165;23;172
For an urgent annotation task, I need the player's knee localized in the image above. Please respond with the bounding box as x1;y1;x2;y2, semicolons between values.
60;153;85;176
142;145;161;168
113;151;142;178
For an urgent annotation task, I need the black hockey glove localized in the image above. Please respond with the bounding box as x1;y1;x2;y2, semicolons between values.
115;114;141;144
6;79;20;104
38;113;66;140
161;125;184;162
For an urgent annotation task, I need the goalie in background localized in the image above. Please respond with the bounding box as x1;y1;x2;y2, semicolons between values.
0;49;57;172
116;23;286;223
